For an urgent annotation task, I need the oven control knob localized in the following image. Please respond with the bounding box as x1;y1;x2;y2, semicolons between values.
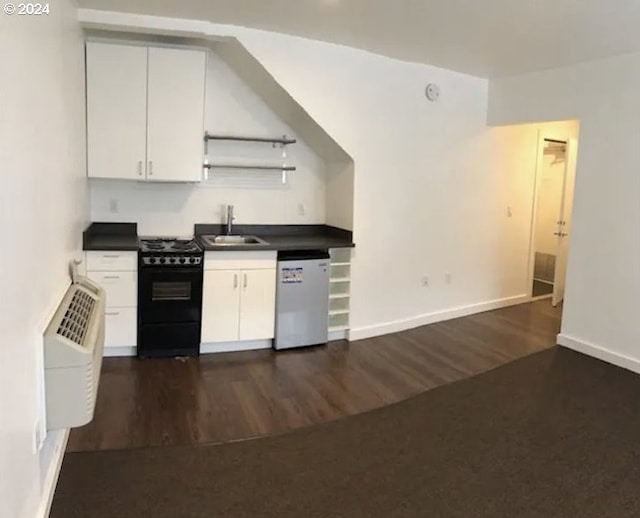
172;257;179;264
159;257;166;264
180;257;186;264
150;257;157;264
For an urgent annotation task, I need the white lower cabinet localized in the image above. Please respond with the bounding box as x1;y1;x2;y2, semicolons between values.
87;271;137;307
201;252;277;346
238;269;277;341
104;307;137;349
201;270;241;343
86;251;138;355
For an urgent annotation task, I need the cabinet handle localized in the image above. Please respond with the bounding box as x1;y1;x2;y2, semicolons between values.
102;275;120;280
148;161;153;176
243;273;247;288
137;161;143;176
105;311;120;316
103;254;120;259
234;273;238;289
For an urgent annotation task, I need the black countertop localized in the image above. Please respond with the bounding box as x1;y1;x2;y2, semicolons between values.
194;224;354;252
83;222;139;251
82;223;354;252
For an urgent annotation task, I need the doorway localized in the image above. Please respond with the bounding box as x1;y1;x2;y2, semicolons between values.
529;135;578;306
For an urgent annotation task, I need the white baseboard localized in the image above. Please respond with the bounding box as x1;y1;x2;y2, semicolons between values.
103;346;136;357
36;428;69;518
557;333;640;374
201;339;272;354
349;294;530;341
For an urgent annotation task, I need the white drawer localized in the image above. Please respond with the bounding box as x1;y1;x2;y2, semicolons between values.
204;251;277;271
88;271;137;307
104;307;137;348
86;251;137;272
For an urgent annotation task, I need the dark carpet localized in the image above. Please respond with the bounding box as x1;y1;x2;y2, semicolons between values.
51;347;640;518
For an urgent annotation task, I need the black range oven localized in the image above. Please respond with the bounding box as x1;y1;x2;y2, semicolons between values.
138;238;203;358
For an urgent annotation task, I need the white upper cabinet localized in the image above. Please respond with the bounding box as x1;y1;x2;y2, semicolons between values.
86;42;206;182
146;47;206;182
86;42;147;180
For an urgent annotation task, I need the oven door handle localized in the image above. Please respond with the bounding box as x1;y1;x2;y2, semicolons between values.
140;267;202;275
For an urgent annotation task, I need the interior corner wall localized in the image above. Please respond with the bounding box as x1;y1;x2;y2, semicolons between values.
0;2;88;517
325;161;354;230
489;53;640;372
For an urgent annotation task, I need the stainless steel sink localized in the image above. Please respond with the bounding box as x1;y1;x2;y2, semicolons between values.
201;234;269;246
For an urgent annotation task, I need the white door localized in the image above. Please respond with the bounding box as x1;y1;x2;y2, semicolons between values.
86;42;148;180
201;270;241;343
238;269;277;341
146;47;206;182
552;138;578;306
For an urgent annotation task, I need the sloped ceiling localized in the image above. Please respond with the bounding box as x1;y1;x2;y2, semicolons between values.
77;0;640;78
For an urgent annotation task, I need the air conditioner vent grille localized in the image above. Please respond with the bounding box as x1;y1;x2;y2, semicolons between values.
56;289;96;347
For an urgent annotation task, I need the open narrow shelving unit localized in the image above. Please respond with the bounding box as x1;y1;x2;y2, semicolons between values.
204;133;297;145
328;248;351;340
203;132;297;178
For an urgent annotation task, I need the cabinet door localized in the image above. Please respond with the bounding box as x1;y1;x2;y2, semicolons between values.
202;270;240;343
87;271;137;308
104;307;137;348
86;42;148;180
146;47;206;182
239;269;276;341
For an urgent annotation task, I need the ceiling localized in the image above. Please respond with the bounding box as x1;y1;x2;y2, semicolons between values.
77;0;640;78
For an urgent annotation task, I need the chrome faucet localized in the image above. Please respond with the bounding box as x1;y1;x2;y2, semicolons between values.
226;204;235;235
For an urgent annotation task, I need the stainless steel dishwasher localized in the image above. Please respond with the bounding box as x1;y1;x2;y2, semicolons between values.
274;250;330;350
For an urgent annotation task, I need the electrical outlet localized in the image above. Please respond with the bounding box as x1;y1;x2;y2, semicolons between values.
445;273;452;284
109;198;119;213
421;275;429;287
506;206;513;218
298;203;306;216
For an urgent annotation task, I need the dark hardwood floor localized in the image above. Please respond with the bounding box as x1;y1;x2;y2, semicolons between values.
68;300;562;452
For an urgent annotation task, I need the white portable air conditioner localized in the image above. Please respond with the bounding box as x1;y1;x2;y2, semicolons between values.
43;275;106;430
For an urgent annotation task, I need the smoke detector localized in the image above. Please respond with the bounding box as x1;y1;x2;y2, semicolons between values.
425;83;440;101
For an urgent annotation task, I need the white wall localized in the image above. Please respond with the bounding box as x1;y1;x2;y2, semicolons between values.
207;28;580;338
0;2;88;517
79;11;588;342
90;49;326;236
489;53;640;372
